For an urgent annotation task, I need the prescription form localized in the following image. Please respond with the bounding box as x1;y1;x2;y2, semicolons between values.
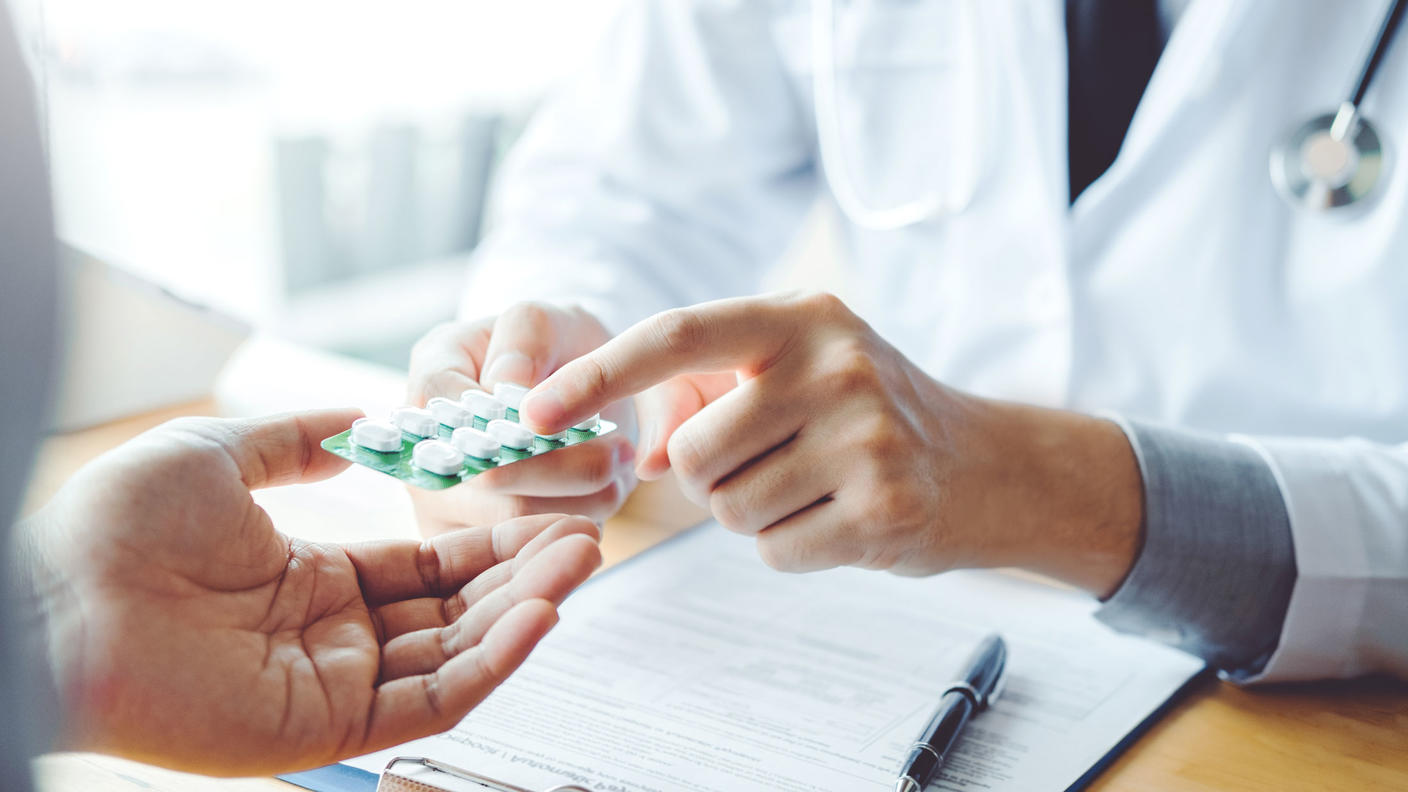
349;523;1205;792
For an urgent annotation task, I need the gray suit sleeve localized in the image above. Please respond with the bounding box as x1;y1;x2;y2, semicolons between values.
1095;420;1297;679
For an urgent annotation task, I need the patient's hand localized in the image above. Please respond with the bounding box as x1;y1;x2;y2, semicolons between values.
18;410;601;775
406;303;638;535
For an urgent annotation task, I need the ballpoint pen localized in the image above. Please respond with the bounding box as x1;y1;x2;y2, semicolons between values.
894;634;1008;792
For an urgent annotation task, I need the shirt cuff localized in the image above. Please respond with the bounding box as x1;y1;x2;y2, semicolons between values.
1243;437;1394;682
1094;418;1296;679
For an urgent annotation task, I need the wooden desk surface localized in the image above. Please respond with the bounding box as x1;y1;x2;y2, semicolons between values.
26;403;1408;792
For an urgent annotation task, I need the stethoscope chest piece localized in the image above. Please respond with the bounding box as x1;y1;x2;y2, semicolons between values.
1271;0;1404;214
1270;103;1386;212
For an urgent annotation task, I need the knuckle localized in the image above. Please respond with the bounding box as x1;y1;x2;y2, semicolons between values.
441;591;467;623
710;490;749;533
651;309;707;357
825;339;883;392
755;533;799;572
422;668;450;722
574;353;614;404
871;484;923;533
788;290;861;331
437;621;462;666
840;508;895;570
856;419;904;460
553;514;602;541
421;369;466;402
665;429;708;489
797;290;848;317
501;301;555;335
415;539;445;594
855;543;894;571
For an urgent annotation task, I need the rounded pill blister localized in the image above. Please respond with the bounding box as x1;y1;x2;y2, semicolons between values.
486;418;534;450
493;382;530;411
428;397;474;429
391;407;439;438
572;414;600;432
412;439;465;476
350;418;402;453
463;390;508;422
451;427;500;460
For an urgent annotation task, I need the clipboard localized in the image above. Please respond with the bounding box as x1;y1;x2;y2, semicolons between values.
376;757;594;792
282;521;1207;792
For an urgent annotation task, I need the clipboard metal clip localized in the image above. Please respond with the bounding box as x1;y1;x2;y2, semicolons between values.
378;756;598;792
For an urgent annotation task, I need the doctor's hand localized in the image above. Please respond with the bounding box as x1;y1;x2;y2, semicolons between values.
519;292;1144;595
406;303;638;536
17;410;601;776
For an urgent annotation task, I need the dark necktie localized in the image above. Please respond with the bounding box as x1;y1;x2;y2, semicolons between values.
1066;0;1168;203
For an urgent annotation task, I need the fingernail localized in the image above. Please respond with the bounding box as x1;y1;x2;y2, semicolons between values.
521;386;567;429
484;352;534;388
639;426;656;458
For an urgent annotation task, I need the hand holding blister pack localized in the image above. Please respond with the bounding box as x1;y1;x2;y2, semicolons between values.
323;381;614;490
398;304;639;531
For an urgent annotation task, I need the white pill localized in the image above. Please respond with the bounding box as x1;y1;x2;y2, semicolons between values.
462;390;507;422
391;407;439;438
537;430;568;443
350;418;402;452
487;418;534;450
493;382;530;410
572;414;600;432
427;397;474;428
412;439;465;476
451;427;500;460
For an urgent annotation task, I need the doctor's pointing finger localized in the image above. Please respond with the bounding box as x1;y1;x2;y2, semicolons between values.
421;0;1408;686
521;291;1144;592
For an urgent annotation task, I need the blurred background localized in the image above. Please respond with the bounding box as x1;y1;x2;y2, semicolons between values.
14;0;627;369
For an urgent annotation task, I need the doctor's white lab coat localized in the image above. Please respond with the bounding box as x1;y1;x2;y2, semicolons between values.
459;0;1408;682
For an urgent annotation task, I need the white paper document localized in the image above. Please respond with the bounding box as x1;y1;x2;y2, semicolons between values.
350;522;1205;792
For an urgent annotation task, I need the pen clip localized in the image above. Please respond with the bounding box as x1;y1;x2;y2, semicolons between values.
381;756;598;792
986;665;1008;709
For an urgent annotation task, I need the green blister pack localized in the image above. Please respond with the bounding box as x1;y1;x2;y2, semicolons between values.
321;384;614;491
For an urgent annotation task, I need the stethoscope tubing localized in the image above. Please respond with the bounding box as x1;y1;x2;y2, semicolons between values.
1350;0;1407;107
815;0;1406;224
810;0;950;230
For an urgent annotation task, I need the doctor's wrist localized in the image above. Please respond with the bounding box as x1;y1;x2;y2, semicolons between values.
973;400;1144;598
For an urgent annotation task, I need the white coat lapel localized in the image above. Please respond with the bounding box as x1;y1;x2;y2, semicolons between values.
1071;0;1259;214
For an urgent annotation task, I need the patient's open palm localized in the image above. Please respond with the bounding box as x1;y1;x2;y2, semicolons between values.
26;410;600;775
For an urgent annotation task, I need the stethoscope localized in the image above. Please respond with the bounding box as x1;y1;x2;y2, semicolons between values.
814;0;1405;230
1271;0;1405;213
810;0;976;230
